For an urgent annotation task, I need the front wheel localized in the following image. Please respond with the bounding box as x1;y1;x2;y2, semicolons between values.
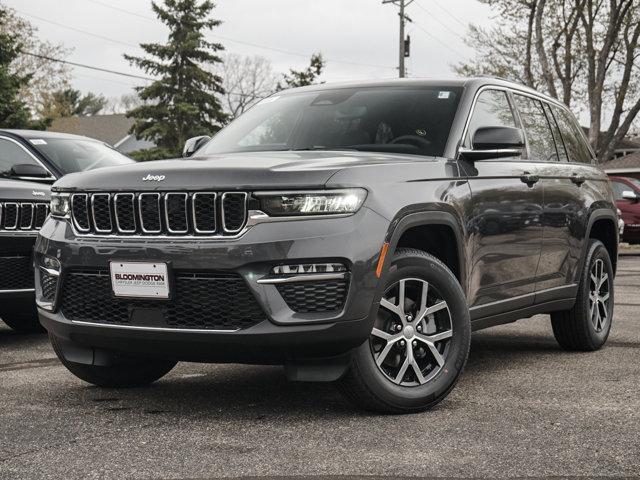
0;305;45;334
339;248;471;413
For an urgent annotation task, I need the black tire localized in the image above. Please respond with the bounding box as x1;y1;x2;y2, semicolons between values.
0;305;45;334
551;239;614;351
49;334;177;388
339;248;471;414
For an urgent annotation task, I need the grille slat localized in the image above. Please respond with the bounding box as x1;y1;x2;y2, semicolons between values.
114;193;136;233
61;269;266;330
222;192;247;233
0;202;49;231
70;192;248;237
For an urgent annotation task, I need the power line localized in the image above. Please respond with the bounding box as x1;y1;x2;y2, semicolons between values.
431;1;469;30
414;2;466;41
83;0;396;70
21;51;155;81
410;21;468;59
17;10;142;50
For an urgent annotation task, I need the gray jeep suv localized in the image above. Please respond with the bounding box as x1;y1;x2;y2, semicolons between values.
35;78;617;413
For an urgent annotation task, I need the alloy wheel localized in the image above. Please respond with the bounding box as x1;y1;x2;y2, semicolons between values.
370;278;453;386
589;258;610;333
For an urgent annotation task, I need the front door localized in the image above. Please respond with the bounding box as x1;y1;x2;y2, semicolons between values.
460;89;544;312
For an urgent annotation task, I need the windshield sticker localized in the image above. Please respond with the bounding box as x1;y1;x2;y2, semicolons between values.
29;139;47;145
438;91;451;99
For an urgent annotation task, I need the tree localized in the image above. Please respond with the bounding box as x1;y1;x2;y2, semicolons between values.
124;0;227;159
40;88;108;118
0;7;72;118
277;53;325;91
220;53;278;119
455;0;640;161
0;7;47;129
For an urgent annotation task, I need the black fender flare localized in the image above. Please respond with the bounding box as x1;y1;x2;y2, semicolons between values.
369;207;467;319
580;208;619;277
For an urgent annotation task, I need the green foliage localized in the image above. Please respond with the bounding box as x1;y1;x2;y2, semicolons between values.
128;147;176;161
124;0;227;158
41;88;108;118
0;7;47;130
276;53;325;91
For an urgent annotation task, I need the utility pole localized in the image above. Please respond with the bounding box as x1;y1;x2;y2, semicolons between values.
383;0;413;78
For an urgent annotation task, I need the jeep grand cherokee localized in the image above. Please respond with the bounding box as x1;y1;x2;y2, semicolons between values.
35;78;618;413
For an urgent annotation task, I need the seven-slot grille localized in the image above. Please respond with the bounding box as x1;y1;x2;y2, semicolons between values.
0;202;49;231
70;192;248;236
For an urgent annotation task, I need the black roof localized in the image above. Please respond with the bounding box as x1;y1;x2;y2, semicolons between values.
282;76;565;108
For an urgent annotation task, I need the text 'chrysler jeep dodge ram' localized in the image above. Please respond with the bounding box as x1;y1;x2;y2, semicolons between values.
35;78;618;413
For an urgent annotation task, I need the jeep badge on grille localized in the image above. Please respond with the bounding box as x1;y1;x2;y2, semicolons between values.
142;174;166;182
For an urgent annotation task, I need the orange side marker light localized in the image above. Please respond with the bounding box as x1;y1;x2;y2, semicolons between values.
375;242;390;278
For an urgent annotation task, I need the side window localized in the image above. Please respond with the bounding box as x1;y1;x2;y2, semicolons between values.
551;105;593;164
542;103;569;162
512;94;558;162
465;90;517;146
0;138;40;172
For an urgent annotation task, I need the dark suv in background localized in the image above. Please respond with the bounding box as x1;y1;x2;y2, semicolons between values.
0;130;134;332
36;78;617;413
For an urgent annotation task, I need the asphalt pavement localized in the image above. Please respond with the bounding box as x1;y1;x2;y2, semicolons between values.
1;255;639;479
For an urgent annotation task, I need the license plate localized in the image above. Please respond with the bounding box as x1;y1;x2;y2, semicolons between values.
110;262;169;299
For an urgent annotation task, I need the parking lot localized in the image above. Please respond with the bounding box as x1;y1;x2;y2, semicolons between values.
1;253;639;479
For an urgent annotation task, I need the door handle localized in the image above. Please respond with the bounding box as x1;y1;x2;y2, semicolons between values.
571;174;586;186
520;172;539;186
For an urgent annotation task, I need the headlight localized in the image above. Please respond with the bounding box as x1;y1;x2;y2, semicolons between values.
256;189;367;216
50;192;70;218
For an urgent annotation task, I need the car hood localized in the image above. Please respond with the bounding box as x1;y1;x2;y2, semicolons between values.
52;151;437;191
0;178;51;201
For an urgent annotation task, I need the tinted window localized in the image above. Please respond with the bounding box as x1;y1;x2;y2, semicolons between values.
466;90;516;145
31;139;133;175
611;181;628;200
542;103;568;162
200;87;463;158
551;105;593;164
0;137;41;173
513;95;558;162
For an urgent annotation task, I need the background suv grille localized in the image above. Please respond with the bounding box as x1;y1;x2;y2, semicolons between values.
0;202;49;231
70;192;248;236
60;269;266;330
0;256;34;290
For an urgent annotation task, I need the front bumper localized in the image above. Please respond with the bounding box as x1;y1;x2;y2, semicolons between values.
35;207;389;362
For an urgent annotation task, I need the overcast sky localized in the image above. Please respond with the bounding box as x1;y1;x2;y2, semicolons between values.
4;0;493;101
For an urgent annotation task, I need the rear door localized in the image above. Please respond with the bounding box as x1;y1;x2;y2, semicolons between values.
462;89;544;311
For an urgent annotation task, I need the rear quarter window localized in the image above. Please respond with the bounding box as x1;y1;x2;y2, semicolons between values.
550;105;593;164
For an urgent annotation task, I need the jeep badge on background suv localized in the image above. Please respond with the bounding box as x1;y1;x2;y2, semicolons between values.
35;78;618;413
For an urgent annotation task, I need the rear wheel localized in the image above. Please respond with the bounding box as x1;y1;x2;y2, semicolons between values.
0;305;45;333
339;248;470;413
49;334;177;388
551;239;614;351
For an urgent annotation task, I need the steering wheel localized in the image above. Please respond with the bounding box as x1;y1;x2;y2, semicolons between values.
389;135;432;149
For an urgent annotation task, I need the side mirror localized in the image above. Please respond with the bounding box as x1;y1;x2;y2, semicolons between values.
183;136;211;158
10;164;52;179
622;190;639;202
459;126;525;161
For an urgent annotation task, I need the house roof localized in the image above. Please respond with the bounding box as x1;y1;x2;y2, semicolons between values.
601;152;640;172
47;114;133;146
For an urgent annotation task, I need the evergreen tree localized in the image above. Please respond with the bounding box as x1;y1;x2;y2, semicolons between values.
0;7;47;129
124;0;226;159
277;53;325;91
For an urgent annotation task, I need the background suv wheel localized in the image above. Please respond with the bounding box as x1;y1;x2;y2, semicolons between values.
339;248;471;413
551;239;614;351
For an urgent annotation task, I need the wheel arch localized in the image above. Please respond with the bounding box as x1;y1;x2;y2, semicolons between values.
583;208;619;276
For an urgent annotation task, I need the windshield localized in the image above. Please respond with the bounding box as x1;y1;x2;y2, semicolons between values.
199;86;462;158
31;138;134;175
